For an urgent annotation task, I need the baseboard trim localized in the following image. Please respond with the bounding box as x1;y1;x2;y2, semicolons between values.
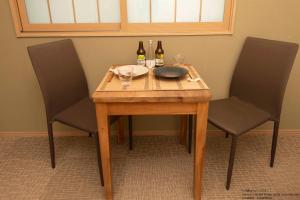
0;131;87;137
133;129;300;136
207;129;300;136
0;129;299;137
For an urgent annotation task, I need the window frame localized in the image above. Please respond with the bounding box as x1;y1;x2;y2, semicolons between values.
9;0;236;37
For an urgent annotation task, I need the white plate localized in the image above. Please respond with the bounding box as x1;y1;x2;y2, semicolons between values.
112;65;149;77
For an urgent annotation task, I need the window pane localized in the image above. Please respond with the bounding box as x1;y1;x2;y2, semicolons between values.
152;0;175;23
74;0;98;23
127;0;150;23
25;0;50;24
201;0;225;22
50;0;74;23
176;0;200;22
99;0;120;23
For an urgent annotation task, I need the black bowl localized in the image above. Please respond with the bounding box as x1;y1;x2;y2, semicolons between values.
154;66;188;79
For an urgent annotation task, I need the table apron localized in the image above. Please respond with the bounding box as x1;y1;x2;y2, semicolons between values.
97;102;204;115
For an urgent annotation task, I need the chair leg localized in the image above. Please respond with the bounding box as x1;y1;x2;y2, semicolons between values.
188;115;193;154
47;122;55;169
179;116;188;145
270;121;280;167
95;133;104;186
128;115;133;150
226;135;238;190
225;132;229;138
117;117;125;144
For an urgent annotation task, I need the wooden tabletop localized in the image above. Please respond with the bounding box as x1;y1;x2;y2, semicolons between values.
93;64;211;103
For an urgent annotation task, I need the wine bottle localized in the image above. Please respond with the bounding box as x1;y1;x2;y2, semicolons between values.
155;41;164;67
137;41;146;66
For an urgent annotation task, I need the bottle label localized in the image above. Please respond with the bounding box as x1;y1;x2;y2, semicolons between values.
137;55;145;66
138;55;145;60
155;54;164;66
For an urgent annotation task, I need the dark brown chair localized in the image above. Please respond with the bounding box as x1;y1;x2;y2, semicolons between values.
27;39;119;186
208;37;298;189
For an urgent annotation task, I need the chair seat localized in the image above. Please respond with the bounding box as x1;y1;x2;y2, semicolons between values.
208;97;271;135
54;97;117;133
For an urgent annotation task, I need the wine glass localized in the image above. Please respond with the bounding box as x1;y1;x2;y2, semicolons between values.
117;66;133;88
173;53;185;67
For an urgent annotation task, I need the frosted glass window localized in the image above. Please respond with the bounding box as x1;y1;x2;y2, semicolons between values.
201;0;225;22
176;0;200;22
50;0;74;23
99;0;120;23
74;0;98;23
127;0;150;23
25;0;50;24
152;0;175;23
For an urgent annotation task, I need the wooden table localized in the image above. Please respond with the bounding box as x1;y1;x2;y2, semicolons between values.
92;65;211;200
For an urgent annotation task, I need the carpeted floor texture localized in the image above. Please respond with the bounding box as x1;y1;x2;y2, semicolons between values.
0;134;299;200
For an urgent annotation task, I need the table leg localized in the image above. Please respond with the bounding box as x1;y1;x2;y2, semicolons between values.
194;102;209;200
96;104;112;200
180;115;188;145
117;117;125;144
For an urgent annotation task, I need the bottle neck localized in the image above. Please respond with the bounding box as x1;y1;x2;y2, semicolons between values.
138;42;144;50
157;41;162;49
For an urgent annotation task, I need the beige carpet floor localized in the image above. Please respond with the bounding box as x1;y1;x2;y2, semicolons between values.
0;134;299;200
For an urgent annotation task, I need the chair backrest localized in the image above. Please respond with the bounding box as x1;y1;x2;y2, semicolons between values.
230;37;298;121
28;39;89;121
